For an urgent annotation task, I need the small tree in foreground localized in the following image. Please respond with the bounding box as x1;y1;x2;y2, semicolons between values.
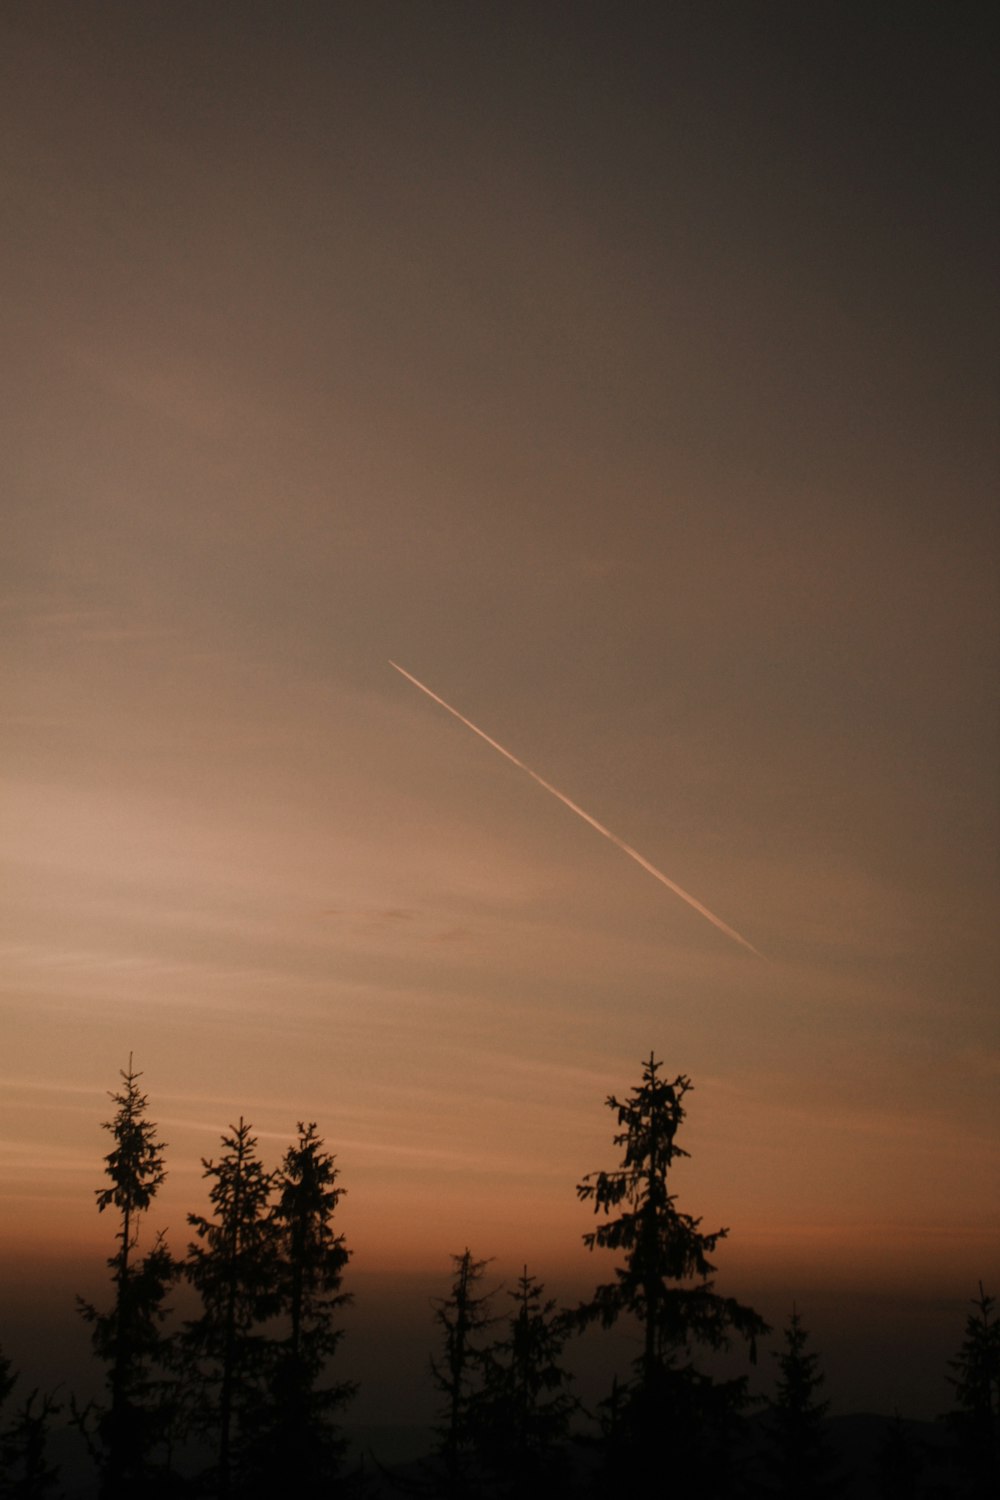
946;1283;1000;1498
0;1388;63;1500
474;1268;576;1495
430;1250;496;1499
764;1306;842;1497
577;1053;768;1488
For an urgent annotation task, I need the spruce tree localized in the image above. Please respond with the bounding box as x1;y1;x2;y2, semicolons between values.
430;1250;496;1499
244;1123;355;1498
576;1053;768;1487
945;1283;1000;1498
0;1389;62;1500
183;1118;276;1500
474;1267;575;1496
764;1306;842;1497
77;1058;173;1499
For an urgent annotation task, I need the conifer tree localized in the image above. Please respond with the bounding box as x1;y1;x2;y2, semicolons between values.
183;1118;275;1500
0;1389;62;1500
474;1268;575;1495
576;1053;768;1487
430;1250;496;1499
77;1058;173;1499
946;1283;1000;1498
764;1306;842;1497
243;1123;355;1498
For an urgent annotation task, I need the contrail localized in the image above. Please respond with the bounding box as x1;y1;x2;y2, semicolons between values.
389;660;762;957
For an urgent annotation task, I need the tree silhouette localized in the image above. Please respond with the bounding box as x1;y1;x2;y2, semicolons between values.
0;1387;62;1500
77;1058;172;1499
763;1306;842;1497
183;1118;276;1500
946;1282;999;1498
430;1250;496;1499
243;1122;355;1498
474;1267;576;1496
576;1052;768;1487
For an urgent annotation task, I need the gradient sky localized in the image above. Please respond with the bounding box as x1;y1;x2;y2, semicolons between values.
2;1;998;1421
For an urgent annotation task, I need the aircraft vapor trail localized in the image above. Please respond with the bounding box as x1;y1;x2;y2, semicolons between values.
389;660;762;958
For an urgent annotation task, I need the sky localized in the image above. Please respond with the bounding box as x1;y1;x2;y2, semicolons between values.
2;0;998;1424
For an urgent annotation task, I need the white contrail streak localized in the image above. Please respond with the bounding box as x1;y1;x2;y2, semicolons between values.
389;660;762;957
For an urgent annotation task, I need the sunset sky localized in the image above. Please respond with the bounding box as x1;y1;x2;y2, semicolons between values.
2;2;997;1423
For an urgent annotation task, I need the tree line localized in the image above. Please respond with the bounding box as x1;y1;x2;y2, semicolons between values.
0;1054;996;1498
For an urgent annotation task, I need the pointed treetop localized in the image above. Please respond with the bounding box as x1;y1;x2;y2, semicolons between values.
95;1056;166;1217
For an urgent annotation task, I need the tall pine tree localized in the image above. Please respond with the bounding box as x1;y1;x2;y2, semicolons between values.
183;1118;275;1500
576;1053;768;1488
243;1123;355;1498
430;1250;496;1500
77;1058;173;1500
